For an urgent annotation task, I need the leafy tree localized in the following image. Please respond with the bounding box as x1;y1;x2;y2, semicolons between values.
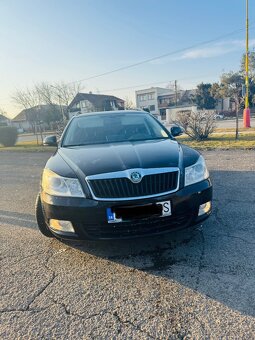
220;72;243;100
241;51;255;79
195;83;216;110
240;51;255;107
219;72;244;139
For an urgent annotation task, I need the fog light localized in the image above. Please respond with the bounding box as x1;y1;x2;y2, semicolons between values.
49;219;75;233
198;201;211;216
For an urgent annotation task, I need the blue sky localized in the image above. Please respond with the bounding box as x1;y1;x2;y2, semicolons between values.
0;0;255;116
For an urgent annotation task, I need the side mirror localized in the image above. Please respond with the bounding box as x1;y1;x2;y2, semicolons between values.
43;135;58;147
170;125;183;137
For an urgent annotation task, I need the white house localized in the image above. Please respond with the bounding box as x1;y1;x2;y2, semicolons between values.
135;87;173;118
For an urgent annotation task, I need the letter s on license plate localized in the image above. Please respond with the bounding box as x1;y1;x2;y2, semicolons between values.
160;201;171;216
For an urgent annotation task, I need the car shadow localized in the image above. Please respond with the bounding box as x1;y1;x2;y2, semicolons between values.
61;170;255;318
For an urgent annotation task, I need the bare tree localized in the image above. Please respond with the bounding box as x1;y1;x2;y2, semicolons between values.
35;82;55;106
0;107;7;117
176;110;216;141
35;81;82;120
12;88;40;111
12;88;41;135
50;81;82;119
124;97;136;110
12;81;82;139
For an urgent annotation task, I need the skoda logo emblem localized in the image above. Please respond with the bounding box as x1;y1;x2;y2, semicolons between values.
130;171;142;183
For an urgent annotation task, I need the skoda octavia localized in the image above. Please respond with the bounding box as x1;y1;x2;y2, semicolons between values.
36;111;212;240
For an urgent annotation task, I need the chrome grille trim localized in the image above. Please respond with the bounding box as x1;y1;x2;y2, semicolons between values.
86;167;180;201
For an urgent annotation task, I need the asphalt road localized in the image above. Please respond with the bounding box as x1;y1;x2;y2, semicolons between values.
17;132;53;143
0;150;255;338
215;117;255;129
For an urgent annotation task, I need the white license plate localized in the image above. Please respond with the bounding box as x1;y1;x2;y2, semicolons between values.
107;201;171;223
159;200;172;216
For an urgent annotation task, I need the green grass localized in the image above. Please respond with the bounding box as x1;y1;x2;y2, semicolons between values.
176;132;255;150
0;133;254;151
0;141;55;152
214;127;255;133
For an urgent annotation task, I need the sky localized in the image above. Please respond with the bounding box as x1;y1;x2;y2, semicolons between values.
0;0;255;117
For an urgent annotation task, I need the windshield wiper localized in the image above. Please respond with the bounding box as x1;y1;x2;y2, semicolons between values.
62;144;89;147
62;137;169;147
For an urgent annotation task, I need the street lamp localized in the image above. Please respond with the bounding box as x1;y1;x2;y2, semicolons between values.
243;0;251;128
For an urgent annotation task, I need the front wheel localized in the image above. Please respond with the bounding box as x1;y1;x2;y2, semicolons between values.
35;194;53;238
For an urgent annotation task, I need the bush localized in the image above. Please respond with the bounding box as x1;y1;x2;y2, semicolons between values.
0;126;18;146
175;110;216;141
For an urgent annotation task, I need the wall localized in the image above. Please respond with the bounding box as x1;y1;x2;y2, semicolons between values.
166;106;198;123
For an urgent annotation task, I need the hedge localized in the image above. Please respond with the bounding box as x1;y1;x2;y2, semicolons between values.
0;126;18;146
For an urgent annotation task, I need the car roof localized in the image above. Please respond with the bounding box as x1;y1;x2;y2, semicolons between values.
75;110;149;118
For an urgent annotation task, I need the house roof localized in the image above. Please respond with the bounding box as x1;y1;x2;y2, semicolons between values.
12;110;27;122
68;93;125;109
0;114;9;121
12;104;65;122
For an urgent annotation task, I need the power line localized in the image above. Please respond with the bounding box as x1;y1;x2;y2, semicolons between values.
67;23;255;85
99;74;216;93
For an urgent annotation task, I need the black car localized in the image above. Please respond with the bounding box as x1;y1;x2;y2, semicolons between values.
36;111;212;240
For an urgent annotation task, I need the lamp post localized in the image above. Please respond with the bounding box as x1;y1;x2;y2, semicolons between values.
243;0;251;128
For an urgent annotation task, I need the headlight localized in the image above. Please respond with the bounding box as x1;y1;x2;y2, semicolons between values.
185;156;209;186
42;169;85;197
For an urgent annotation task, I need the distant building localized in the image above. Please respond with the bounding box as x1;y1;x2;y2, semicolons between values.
166;105;198;124
158;89;196;119
68;93;125;118
11;104;64;132
11;110;30;131
0;114;10;126
135;87;172;119
215;97;234;112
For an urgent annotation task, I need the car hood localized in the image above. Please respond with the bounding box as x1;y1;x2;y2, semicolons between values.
58;139;180;177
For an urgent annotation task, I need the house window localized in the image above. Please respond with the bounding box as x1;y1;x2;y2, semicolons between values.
138;94;147;101
147;93;155;100
149;105;155;111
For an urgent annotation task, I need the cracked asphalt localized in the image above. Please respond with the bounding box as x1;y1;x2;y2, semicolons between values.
0;149;255;339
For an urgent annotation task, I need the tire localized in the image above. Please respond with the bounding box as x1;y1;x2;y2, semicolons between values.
35;194;53;238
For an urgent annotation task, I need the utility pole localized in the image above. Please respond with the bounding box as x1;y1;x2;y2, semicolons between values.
243;0;251;127
174;80;178;106
50;85;66;121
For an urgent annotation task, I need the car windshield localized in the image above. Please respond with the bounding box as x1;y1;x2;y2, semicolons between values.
62;112;170;147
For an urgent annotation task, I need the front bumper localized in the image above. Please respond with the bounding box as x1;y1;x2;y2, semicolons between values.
41;179;212;240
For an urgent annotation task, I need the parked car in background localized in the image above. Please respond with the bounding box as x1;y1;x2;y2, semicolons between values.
214;113;224;120
36;110;212;240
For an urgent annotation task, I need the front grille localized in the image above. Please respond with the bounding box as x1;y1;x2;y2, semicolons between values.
88;171;179;199
75;212;194;239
